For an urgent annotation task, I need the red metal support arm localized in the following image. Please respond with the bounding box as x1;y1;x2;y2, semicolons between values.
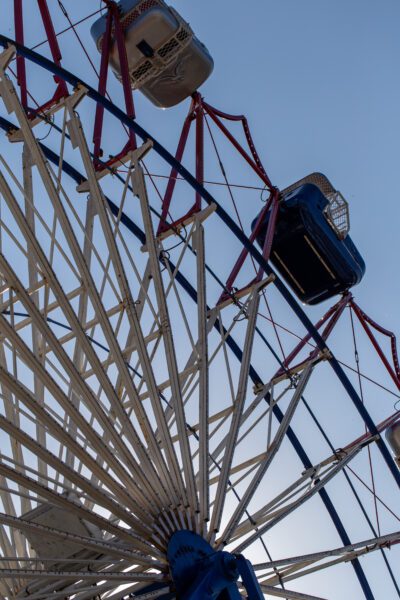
217;188;280;305
202;100;272;189
93;7;113;162
14;0;69;115
195;93;204;213
93;0;136;169
202;100;270;184
350;300;400;391
254;188;280;283
157;96;198;236
273;294;350;379
37;0;63;66
14;0;28;109
109;2;135;125
157;95;275;250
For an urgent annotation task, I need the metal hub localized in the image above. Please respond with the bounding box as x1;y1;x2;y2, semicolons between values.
168;531;239;599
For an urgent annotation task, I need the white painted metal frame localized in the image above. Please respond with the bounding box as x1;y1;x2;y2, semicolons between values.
0;47;397;599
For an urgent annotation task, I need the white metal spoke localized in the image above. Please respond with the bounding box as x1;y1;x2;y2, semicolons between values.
66;109;180;506
209;289;261;539
133;157;197;514
0;512;156;563
0;344;31;518
0;415;150;535
259;585;327;600
255;531;400;572
63;194;96;473
234;441;370;553
0;568;165;582
217;364;313;548
0;308;157;513
0;79;173;507
0;462;153;550
21;143;48;487
230;468;319;543
195;221;210;531
0;361;152;518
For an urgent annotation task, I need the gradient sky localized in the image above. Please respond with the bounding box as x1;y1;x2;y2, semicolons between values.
1;1;399;598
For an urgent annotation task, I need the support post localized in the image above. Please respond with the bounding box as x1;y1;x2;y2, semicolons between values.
273;294;350;380
92;0;136;170
13;0;68;116
217;188;280;305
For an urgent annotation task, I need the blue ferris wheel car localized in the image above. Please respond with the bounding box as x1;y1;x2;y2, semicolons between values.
253;176;366;305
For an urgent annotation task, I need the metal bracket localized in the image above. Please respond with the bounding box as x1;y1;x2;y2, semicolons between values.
0;45;16;72
217;274;275;311
76;137;153;193
131;139;154;164
66;84;88;111
0;48;18;117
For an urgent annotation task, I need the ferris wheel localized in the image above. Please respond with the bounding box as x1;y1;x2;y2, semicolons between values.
0;1;399;599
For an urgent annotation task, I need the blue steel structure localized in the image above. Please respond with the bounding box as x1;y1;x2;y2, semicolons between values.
168;531;263;599
0;35;399;599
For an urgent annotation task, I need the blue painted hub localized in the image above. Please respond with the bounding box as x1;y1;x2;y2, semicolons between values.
168;531;241;599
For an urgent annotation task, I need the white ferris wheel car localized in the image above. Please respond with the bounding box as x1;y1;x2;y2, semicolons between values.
91;0;214;108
